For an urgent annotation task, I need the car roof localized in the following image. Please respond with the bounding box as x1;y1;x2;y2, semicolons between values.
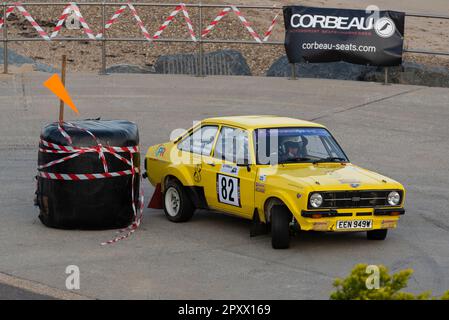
202;115;326;129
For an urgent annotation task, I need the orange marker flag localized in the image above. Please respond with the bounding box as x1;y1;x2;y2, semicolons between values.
43;74;79;115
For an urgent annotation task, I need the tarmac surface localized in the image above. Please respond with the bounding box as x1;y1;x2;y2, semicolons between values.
0;283;54;300
0;72;448;299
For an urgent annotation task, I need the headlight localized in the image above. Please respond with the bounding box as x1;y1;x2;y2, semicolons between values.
387;191;401;206
310;193;323;208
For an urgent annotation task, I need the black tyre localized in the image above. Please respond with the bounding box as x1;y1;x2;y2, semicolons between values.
271;205;292;249
367;229;388;240
163;179;195;222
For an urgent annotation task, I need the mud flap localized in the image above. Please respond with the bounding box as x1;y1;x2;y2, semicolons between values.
250;209;269;237
148;183;163;209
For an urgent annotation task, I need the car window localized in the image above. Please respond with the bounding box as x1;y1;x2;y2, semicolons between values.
177;125;218;156
305;135;329;158
322;136;341;158
255;127;348;165
214;126;249;164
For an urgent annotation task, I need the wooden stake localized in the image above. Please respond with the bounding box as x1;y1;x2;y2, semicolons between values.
59;55;67;123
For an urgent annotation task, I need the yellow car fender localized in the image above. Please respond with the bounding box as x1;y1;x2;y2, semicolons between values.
258;189;302;223
162;165;195;190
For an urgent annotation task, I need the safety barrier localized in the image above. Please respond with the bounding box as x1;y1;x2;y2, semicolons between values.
1;2;448;78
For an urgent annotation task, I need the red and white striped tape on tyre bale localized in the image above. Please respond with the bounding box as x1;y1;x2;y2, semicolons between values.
36;120;140;230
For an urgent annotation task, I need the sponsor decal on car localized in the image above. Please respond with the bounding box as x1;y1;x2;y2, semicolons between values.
193;164;202;183
220;164;240;175
381;219;397;229
155;145;166;157
339;179;361;187
255;182;265;193
313;221;329;231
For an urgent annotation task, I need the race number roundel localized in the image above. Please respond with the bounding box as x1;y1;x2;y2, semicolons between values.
217;174;240;207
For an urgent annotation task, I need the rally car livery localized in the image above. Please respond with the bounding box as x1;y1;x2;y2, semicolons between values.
145;116;405;249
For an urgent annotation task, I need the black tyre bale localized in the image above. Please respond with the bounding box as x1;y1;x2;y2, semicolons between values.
36;120;140;230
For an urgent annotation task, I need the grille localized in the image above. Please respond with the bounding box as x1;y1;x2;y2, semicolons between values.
309;190;402;209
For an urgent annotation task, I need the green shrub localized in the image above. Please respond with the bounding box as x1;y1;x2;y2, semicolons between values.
331;264;449;300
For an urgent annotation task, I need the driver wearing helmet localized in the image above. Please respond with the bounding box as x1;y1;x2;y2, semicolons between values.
280;137;302;162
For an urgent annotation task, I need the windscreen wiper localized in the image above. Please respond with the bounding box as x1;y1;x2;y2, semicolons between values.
313;157;347;164
279;157;312;164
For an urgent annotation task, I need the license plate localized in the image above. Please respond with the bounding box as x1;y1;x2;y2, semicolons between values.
336;220;373;230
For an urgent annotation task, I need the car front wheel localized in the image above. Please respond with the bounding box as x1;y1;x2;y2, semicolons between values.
163;180;195;222
367;229;388;240
271;205;292;249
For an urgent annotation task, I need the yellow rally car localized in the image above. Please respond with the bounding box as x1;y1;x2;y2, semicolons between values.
145;116;405;249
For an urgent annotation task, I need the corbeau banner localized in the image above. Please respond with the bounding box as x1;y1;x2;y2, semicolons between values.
284;6;405;66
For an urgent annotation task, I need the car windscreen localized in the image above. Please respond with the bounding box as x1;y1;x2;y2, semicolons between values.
254;127;348;165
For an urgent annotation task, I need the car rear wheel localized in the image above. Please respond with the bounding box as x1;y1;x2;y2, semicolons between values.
163;179;195;222
271;205;291;249
367;229;388;240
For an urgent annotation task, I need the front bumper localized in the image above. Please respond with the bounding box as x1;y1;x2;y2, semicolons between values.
301;208;405;218
298;208;405;232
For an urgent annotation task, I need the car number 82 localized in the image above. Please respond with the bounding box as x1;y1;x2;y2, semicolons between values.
217;174;240;207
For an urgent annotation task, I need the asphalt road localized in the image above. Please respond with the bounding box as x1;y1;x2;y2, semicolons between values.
0;283;55;300
0;72;448;299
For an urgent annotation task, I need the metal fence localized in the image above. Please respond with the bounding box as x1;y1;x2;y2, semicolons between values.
1;2;449;78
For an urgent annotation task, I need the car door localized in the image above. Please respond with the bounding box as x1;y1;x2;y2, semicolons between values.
176;124;219;190
201;125;256;218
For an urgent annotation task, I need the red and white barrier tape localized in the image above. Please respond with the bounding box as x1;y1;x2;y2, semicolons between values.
39;123;137;178
263;13;279;42
38;122;143;245
0;2;93;40
96;3;153;41
1;2;279;43
60;121;109;172
0;3;50;40
102;154;144;245
55;2;96;39
153;3;196;41
38;145;135;170
153;5;180;40
96;4;127;39
201;7;231;38
39;170;134;181
57;122;73;144
39;139;139;154
51;4;73;39
70;3;96;39
0;5;15;28
180;3;196;41
128;3;152;42
231;6;261;43
202;6;279;43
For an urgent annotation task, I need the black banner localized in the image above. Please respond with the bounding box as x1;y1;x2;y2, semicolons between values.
284;6;405;66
